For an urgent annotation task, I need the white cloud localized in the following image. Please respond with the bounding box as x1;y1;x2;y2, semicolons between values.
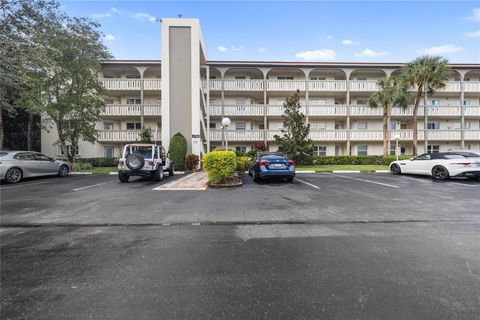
103;34;115;41
354;49;388;57
295;49;336;61
418;44;465;54
467;8;480;21
465;30;480;37
134;12;156;22
111;7;121;13
90;12;112;19
341;39;359;45
217;46;228;52
230;45;244;52
258;47;267;52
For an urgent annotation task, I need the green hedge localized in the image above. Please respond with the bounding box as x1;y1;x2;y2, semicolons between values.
236;156;250;172
310;155;412;166
76;157;118;167
202;151;237;183
169;132;187;170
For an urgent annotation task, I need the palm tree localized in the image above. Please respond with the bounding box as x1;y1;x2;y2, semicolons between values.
400;56;450;155
368;76;411;156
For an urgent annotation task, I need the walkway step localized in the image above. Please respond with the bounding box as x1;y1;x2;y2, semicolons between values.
153;172;208;191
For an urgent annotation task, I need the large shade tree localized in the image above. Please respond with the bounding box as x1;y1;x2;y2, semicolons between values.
368;76;411;156
400;56;450;155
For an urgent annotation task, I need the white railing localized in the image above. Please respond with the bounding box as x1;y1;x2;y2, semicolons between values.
464;106;480;117
202;79;223;91
436;81;461;92
144;105;162;116
209;105;222;116
350;130;384;141
463;81;480;93
426;106;461;117
100;79;142;90
267;80;305;91
464;130;480;140
209;130;264;141
266;105;306;116
390;106;416;116
97;130;161;142
350;106;383;116
144;79;161;90
349;80;379;91
308;105;347;116
223;105;264;116
424;130;462;140
308;80;347;91
223;79;264;91
309;130;348;141
266;130;283;141
102;105;141;116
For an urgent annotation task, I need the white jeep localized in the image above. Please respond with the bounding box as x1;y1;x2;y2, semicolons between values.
118;144;174;183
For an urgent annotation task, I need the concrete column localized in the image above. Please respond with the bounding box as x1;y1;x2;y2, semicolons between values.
344;69;353;155
135;67;148;129
424;86;428;153
458;69;469;149
259;68;270;147
220;69;226;148
206;66;210;151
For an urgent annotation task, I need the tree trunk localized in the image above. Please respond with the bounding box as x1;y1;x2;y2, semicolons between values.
383;107;388;156
27;111;33;151
0;105;3;150
412;89;422;156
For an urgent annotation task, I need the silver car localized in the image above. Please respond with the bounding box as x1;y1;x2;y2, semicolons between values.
0;151;71;184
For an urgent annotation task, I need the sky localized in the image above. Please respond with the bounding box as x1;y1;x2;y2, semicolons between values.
59;0;480;63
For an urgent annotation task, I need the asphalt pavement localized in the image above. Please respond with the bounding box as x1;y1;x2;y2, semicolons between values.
1;172;479;319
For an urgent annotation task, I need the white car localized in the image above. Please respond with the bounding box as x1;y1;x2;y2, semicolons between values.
389;152;480;180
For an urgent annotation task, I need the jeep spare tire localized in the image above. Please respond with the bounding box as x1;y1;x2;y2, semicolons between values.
126;153;145;170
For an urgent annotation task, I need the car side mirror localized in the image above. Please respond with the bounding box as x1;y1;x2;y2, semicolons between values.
50;157;55;162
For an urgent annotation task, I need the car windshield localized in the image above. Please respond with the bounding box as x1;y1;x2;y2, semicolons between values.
261;155;287;160
0;152;8;157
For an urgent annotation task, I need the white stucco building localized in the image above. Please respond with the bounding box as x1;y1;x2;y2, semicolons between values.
41;18;480;158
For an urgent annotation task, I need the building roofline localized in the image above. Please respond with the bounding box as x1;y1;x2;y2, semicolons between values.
99;59;480;68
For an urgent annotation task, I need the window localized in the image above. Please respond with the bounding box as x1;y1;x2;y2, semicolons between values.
357;77;367;81
310;76;326;80
453;122;461;129
126;98;141;105
126;122;141;130
464;100;472;106
235;98;246;105
464;78;470;81
235;76;246;80
104;147;114;158
311;123;326;130
104;122;114;130
259;124;265;130
209;76;217;79
34;153;51;161
209;122;216;129
313;145;327;156
310;99;326;105
104;99;114;104
356;122;368;130
357;145;368;155
13;152;34;160
452;100;461;106
465;145;471;150
277;76;294;80
390;145;396;156
390;122;397;130
427;122;440;129
235;122;246;130
57;145;79;156
427;145;440;153
356;99;367;105
430;100;440;106
235;146;246;153
465;122;471;129
126;75;140;79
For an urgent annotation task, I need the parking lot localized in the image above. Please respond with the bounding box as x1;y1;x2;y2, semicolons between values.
1;173;479;319
1;172;479;226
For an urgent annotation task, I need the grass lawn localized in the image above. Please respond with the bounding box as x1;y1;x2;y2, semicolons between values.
296;165;389;172
78;167;116;174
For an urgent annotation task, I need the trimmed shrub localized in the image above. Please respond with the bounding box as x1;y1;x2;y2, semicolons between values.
310;155;412;166
246;150;256;158
202;151;237;183
169;132;187;170
236;156;250;172
234;150;246;157
73;162;93;171
76;157;118;167
185;153;199;170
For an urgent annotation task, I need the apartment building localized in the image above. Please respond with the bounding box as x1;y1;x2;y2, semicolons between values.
41;18;480;158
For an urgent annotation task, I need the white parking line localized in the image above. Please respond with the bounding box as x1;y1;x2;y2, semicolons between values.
449;182;478;188
324;173;400;189
73;180;116;191
296;178;320;189
0;175;94;190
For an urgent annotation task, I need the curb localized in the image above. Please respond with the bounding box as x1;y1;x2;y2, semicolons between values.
108;171;186;175
70;172;93;175
332;170;361;173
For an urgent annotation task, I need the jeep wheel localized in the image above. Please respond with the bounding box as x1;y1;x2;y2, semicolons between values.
126;153;145;170
152;166;164;181
118;171;130;183
168;163;174;176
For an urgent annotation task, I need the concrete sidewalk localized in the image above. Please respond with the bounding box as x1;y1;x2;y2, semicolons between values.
153;171;208;191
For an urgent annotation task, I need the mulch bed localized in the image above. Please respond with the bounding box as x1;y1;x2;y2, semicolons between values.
208;173;243;188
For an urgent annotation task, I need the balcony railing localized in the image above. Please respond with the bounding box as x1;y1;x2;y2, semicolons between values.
463;81;480;92
350;106;383;116
209;129;479;142
100;78;161;90
349;80;379;92
308;80;347;91
101;104;161;116
267;80;305;91
465;106;480;117
97;130;161;142
308;105;347;116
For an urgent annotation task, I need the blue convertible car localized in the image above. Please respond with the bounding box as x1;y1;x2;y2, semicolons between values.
248;152;296;182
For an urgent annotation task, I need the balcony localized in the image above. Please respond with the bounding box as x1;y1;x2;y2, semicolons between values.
422;130;462;141
464;130;480;140
309;130;348;141
465;106;480;117
349;80;379;92
209;105;264;116
209;130;264;141
308;105;347;116
463;81;480;93
100;78;161;90
97;130;161;142
101;104;161;117
267;80;305;91
308;80;347;92
350;106;383;116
